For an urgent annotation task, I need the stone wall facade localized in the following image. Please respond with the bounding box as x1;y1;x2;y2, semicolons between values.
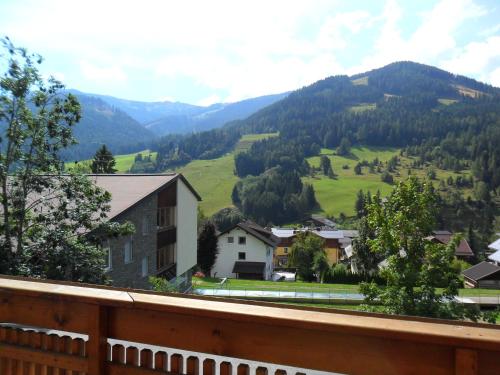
106;193;157;289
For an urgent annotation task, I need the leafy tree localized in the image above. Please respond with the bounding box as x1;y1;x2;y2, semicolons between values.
312;251;330;283
360;177;493;321
0;38;132;281
197;221;219;276
211;207;244;232
91;144;117;174
352;217;379;277
288;231;325;281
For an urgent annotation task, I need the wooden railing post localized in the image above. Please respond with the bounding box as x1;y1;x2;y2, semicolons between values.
86;304;108;375
455;348;477;375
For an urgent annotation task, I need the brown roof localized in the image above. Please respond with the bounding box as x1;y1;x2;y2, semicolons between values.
426;231;474;257
462;261;500;281
89;173;201;220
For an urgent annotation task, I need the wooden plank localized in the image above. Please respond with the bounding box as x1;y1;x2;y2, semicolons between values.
106;361;167;374
86;305;107;375
109;305;456;375
154;351;167;372
455;349;477;375
0;343;88;372
0;293;91;333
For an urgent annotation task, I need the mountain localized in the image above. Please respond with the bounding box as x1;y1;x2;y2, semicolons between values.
70;89;289;135
61;95;155;161
154;61;500;226
68;89;207;124
144;92;289;135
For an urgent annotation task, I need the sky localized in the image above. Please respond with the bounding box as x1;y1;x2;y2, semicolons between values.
1;0;499;106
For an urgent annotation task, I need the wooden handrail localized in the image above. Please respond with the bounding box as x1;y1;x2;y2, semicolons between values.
1;275;499;375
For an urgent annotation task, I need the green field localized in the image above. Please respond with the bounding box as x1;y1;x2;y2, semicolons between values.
304;147;471;217
178;133;278;215
66;150;157;173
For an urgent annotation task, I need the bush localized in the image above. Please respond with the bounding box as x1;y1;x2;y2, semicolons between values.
381;171;394;184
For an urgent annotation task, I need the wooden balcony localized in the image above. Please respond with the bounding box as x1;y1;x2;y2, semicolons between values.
0;275;499;375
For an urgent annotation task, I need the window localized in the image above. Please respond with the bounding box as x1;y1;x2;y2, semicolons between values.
124;238;133;263
141;257;149;277
284;247;288;254
238;236;246;245
238;252;246;260
266;248;271;257
157;244;176;270
227;236;234;244
157;207;175;229
104;242;112;271
142;216;149;236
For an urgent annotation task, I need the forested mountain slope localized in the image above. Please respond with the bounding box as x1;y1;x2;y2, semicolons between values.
153;61;500;228
61;95;155;161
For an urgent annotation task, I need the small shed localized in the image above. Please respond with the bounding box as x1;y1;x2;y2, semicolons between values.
462;261;500;289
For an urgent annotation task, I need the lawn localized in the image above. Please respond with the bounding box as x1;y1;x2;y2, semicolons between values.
304;146;472;216
193;277;500;298
192;277;360;293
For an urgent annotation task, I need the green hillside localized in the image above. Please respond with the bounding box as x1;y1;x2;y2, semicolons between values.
304;147;470;216
178;133;277;215
65;150;157;173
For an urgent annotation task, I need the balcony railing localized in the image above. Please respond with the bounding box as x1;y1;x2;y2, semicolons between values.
0;275;499;375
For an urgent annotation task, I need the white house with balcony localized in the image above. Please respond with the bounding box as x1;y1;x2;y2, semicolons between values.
213;222;278;280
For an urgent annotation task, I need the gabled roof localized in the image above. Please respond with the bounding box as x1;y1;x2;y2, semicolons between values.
462;261;500;281
488;238;500;252
89;173;201;220
219;221;278;247
425;231;474;257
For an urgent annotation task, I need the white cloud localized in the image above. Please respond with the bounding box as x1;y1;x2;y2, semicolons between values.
352;0;488;74
441;36;500;84
80;61;127;83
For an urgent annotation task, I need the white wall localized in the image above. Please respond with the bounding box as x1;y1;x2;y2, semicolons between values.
213;227;274;280
176;179;198;276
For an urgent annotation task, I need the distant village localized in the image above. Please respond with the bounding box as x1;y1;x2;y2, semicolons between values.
96;173;500;291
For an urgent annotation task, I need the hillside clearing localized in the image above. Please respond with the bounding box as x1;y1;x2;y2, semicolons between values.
65;149;157;173
305;147;471;217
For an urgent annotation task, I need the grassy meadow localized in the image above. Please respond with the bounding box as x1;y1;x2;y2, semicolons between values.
304;147;471;217
178;133;278;215
65;149;157;173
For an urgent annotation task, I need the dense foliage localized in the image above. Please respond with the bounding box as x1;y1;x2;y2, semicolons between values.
0;38;132;282
197;221;219;276
360;178;496;322
91;144;117;173
231;167;317;225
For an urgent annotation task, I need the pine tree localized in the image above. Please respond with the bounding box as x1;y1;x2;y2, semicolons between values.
355;190;366;218
197;221;219;276
91;145;117;174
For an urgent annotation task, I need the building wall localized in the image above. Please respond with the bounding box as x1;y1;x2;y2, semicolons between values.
107;194;157;289
274;236;340;267
214;227;274;279
176;179;198;277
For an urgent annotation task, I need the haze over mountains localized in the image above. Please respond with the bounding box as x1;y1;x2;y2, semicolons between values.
63;89;288;161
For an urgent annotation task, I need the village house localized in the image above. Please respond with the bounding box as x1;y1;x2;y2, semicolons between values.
425;230;474;260
271;228;345;267
92;173;201;290
213;222;278;280
462;261;500;289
